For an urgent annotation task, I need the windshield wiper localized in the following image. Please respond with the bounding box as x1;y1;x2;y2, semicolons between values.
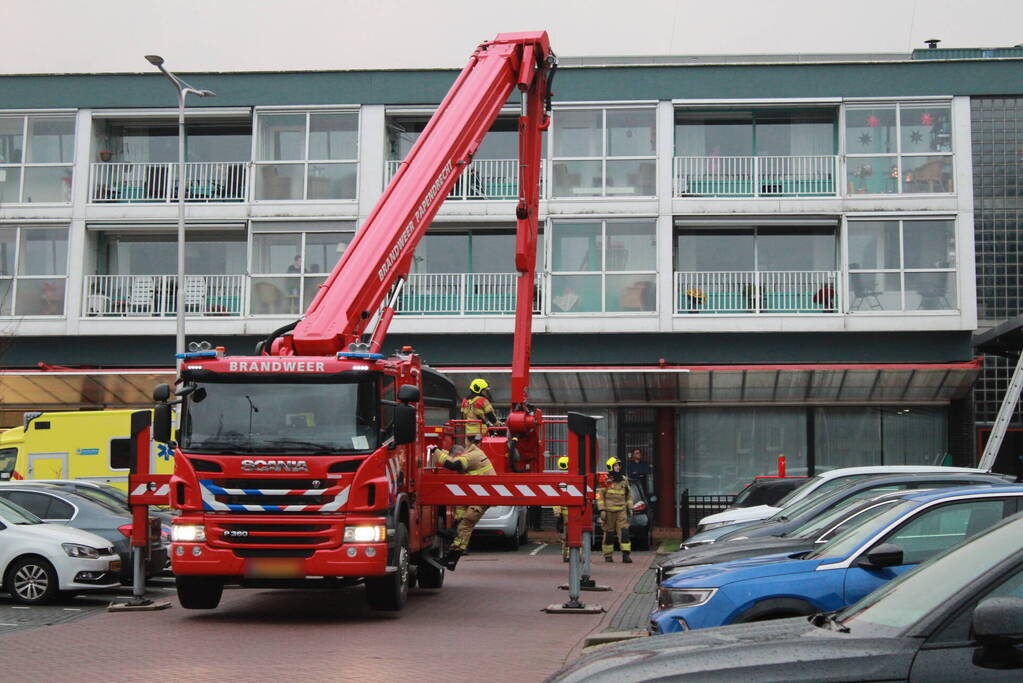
184;440;259;453
261;439;346;453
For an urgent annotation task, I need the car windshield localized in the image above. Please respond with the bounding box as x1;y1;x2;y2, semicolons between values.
0;497;44;524
772;475;822;507
181;379;379;454
72;487;130;513
793;499;903;541
805;500;917;560
838;516;1023;635
769;480;858;521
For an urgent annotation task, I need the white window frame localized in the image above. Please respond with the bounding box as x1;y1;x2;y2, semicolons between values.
0;224;71;318
0;113;76;205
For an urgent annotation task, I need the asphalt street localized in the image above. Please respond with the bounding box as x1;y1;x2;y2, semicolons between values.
0;542;654;682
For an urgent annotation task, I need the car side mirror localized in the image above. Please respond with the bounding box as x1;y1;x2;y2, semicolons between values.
153;383;171;402
394;403;417;445
397;384;420;404
856;543;904;569
153;403;173;444
973;597;1023;669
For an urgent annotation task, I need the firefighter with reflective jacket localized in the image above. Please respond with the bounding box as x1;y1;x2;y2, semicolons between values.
461;378;499;441
597;457;633;563
431;439;495;570
552;456;571;562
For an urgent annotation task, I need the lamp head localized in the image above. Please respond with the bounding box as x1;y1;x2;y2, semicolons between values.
196;89;216;98
144;54;165;66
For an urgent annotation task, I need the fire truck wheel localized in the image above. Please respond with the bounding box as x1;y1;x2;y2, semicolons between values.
176;576;224;609
416;552;444;589
365;523;409;611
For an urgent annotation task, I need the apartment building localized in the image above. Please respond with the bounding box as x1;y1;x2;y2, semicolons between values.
3;46;1021;521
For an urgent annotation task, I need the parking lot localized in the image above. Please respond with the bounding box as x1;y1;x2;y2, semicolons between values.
0;542;654;681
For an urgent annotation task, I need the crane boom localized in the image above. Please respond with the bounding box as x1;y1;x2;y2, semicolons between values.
288;32;555;373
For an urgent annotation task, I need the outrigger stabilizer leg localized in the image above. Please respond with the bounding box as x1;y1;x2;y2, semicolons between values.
545;546;604;614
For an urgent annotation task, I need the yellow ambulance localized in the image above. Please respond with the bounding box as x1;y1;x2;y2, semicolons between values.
0;409;174;491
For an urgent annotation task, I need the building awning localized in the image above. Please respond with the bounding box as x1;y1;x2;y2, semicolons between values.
0;360;981;412
974;314;1023;357
439;360;982;405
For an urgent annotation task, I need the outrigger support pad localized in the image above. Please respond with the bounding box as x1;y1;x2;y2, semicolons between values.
545;546;604;614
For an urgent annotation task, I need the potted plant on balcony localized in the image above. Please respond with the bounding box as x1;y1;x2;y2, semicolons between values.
813;284;837;312
685;288;705;313
98;150;113;162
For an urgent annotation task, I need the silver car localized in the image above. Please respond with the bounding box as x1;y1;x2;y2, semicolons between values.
473;506;529;550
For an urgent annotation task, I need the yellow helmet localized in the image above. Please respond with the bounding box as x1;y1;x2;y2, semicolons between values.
557;456;569;470
606;457;620;471
469;378;490;395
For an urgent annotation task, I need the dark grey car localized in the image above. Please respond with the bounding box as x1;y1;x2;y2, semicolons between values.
549;512;1023;682
0;483;167;583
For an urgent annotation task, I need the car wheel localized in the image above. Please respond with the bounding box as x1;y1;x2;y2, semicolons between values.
7;556;59;605
365;523;410;611
176;576;224;609
518;527;529;545
505;529;521;551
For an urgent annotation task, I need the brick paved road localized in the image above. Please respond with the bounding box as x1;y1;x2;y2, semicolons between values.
0;544;651;682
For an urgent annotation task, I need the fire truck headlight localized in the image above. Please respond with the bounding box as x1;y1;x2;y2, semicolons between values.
170;524;206;542
344;525;386;543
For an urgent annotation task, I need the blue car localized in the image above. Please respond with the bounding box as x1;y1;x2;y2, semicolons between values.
650;485;1023;634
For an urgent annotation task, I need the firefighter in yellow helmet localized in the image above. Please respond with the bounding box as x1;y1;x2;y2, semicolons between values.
552;456;571;561
461;378;499;442
431;440;496;570
596;456;633;563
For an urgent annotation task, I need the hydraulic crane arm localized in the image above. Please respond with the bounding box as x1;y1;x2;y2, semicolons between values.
287;32;555;357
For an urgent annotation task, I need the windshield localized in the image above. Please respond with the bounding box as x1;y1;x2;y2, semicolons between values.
181;380;380;454
806;500;916;560
770;480;858;521
773;475;821;507
794;499;903;541
0;497;44;524
0;447;16;480
73;487;130;513
839;516;1023;635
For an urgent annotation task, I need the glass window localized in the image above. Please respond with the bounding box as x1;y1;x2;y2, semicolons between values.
552;108;655;197
110;438;132;470
2;491;52;518
252;234;301;275
255;110;359;200
249;225;354;316
679;407;808;495
675;230;755;271
45;497;74;521
0;447;16;480
814;406;947;468
0;115;75;203
845;103;953;195
304;233;349;274
848;219;957;311
675;112;754;156
550;220;657;314
881;499;1008;565
0;226;68;317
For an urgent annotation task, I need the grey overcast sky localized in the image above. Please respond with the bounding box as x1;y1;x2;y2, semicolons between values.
4;0;1023;74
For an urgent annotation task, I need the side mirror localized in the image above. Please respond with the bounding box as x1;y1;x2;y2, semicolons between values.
397;384;420;404
974;597;1023;645
856;543;904;570
394;403;417;445
153;403;173;444
153;383;171;402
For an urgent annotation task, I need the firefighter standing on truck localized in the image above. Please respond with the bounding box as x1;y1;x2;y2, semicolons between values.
431;440;495;570
552;456;571;562
597;457;634;563
461;378;499;441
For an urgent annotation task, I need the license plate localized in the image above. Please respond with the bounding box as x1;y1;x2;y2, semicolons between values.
109;560;122;573
244;558;305;579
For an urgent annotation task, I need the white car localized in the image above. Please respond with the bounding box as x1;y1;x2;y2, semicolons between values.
697;465;992;532
0;497;120;604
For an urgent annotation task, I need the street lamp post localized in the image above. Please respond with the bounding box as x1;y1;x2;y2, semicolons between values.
144;55;215;368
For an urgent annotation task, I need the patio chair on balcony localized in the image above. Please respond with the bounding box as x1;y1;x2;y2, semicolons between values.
849;266;883;310
128;276;156;315
184;276;207;314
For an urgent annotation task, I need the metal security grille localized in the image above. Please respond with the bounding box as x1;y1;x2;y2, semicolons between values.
971;96;1023;422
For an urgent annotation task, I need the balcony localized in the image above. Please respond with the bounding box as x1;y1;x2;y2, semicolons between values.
675;270;840;314
396;273;543;315
672;155;837;198
89;162;248;203
83;274;246;317
385;158;541;201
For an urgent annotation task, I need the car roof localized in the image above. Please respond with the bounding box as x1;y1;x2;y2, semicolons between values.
0;482;126;512
899;484;1023;503
815;465;985;480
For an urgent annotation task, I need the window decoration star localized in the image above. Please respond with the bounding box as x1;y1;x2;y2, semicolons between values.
909;131;923;144
859;133;872;146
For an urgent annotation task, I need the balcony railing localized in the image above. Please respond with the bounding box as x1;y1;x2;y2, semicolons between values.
83;274;246;317
396;273;543;315
675;270;840;314
385;158;543;200
672;155;837;197
90;162;248;203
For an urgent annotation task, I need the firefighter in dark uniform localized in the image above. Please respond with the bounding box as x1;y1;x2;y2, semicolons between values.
431;440;496;570
597;457;633;563
461;378;499;442
552;456;571;562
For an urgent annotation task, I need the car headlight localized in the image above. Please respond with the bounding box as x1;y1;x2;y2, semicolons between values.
661;563;709;580
170;524;206;542
343;525;386;543
657;587;717;610
62;543;101;559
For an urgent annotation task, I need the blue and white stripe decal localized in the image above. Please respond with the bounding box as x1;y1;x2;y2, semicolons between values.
198;479;349;513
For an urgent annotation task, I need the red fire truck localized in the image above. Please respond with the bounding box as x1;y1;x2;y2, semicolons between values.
140;32;598;612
